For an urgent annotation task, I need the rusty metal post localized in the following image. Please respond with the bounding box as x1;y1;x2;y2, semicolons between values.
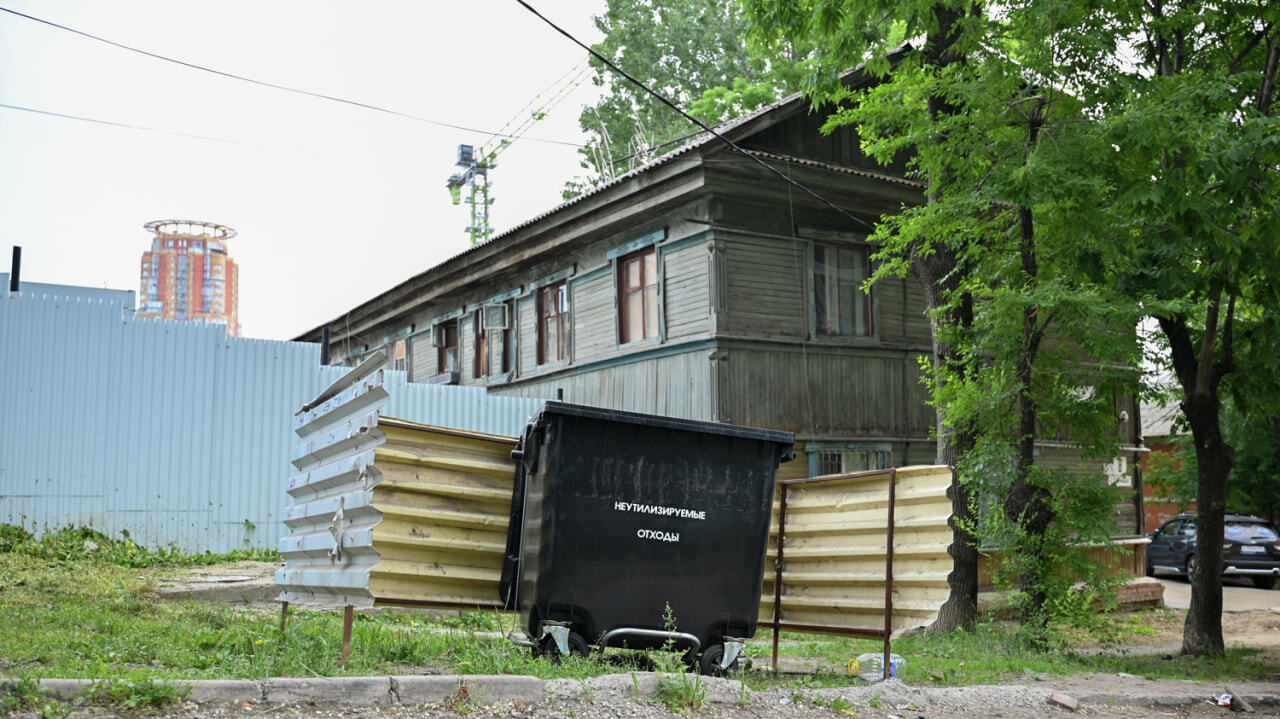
341;605;354;666
881;469;897;678
278;601;289;632
772;483;789;673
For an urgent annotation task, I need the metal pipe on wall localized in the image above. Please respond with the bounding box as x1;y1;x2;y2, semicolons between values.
9;246;20;292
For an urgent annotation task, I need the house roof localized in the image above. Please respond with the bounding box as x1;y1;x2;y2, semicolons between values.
295;51;910;343
1141;400;1182;439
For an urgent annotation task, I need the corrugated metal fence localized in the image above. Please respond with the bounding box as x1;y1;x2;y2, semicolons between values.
277;355;522;609
0;290;544;552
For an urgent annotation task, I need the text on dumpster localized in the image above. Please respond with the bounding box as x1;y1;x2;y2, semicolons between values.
613;501;706;520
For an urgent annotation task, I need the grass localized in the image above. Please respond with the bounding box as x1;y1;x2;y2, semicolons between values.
1;524;1274;690
739;614;1274;689
0;524;279;567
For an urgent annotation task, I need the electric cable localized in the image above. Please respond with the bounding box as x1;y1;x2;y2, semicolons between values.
0;101;285;149
0;5;586;148
512;0;876;231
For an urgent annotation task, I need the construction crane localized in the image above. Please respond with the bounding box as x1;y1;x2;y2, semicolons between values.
447;61;588;247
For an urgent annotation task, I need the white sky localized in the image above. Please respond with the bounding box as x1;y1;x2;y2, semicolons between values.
0;0;606;340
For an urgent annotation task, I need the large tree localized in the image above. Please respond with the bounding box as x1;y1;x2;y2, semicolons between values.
741;0;986;634
744;0;1280;654
571;0;807;187
1090;0;1280;655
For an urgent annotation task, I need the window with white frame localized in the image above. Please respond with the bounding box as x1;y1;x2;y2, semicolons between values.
537;281;569;364
813;242;875;337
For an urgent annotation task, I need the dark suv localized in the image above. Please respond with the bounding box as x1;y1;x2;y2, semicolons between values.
1146;512;1280;590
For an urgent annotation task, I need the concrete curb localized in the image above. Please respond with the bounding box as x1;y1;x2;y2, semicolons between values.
17;675;1280;709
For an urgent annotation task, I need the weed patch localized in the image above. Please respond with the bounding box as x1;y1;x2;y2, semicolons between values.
657;672;705;714
0;524;279;567
78;679;190;709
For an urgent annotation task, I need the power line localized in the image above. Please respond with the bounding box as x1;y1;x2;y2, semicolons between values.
512;0;875;231
0;102;286;149
0;5;587;149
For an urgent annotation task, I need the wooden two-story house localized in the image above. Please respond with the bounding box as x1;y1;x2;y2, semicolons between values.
299;75;951;482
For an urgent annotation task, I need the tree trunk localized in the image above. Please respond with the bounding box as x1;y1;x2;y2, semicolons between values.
920;3;980;635
1181;393;1229;657
1002;193;1054;628
1157;313;1231;657
918;250;978;634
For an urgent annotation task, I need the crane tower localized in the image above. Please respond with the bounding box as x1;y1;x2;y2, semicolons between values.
446;62;586;247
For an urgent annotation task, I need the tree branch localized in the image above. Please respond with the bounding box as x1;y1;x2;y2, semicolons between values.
1195;286;1223;397
1258;41;1278;117
1227;20;1276;74
1157;314;1198;397
1214;293;1238;384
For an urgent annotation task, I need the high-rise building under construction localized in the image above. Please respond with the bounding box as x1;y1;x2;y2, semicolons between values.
137;220;240;336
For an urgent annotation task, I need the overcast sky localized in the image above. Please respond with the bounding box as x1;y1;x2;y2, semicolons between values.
0;1;606;340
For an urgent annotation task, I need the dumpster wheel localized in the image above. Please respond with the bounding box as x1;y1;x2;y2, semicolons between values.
536;632;590;664
698;644;740;677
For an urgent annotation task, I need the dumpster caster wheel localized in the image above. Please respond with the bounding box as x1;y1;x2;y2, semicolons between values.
699;644;739;677
536;632;590;664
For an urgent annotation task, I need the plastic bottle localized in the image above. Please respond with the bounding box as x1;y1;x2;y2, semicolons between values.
851;652;905;682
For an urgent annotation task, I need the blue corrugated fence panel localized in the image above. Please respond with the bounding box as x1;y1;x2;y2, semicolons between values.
0;290;546;552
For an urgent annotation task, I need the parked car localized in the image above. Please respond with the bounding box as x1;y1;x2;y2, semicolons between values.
1146;512;1280;590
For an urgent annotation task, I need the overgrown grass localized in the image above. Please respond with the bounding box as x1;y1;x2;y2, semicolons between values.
0;550;610;681
0;524;279;567
741;615;1274;688
1;525;1272;687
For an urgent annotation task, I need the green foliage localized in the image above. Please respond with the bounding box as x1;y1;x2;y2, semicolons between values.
657;672;705;714
0;677;67;719
0;524;280;567
1145;434;1198;508
78;679;190;710
1147;397;1280;522
960;447;1130;641
569;0;810;190
1225;409;1280;523
740;0;1170;642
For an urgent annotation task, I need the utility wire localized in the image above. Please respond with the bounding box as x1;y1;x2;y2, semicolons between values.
512;0;875;231
0;5;586;149
0;101;286;149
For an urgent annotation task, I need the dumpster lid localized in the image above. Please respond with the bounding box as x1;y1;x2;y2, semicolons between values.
535;401;795;446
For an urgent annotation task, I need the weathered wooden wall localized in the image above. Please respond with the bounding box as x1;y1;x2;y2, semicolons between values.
490;348;715;422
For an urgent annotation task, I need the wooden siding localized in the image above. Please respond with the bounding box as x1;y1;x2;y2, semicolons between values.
720;234;807;339
662;240;711;340
877;268;932;345
718;344;933;439
714;228;931;346
516;294;536;376
408;334;434;382
460;315;477;383
737;111;910;176
906;439;940;466
570;271;617;365
490;348;714;421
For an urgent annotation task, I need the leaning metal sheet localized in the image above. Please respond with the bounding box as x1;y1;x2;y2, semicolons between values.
276;353;521;610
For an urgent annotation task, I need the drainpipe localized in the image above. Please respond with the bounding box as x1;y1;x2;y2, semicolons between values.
9;246;20;292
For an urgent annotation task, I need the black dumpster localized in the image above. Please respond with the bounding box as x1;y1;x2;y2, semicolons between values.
499;401;794;675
